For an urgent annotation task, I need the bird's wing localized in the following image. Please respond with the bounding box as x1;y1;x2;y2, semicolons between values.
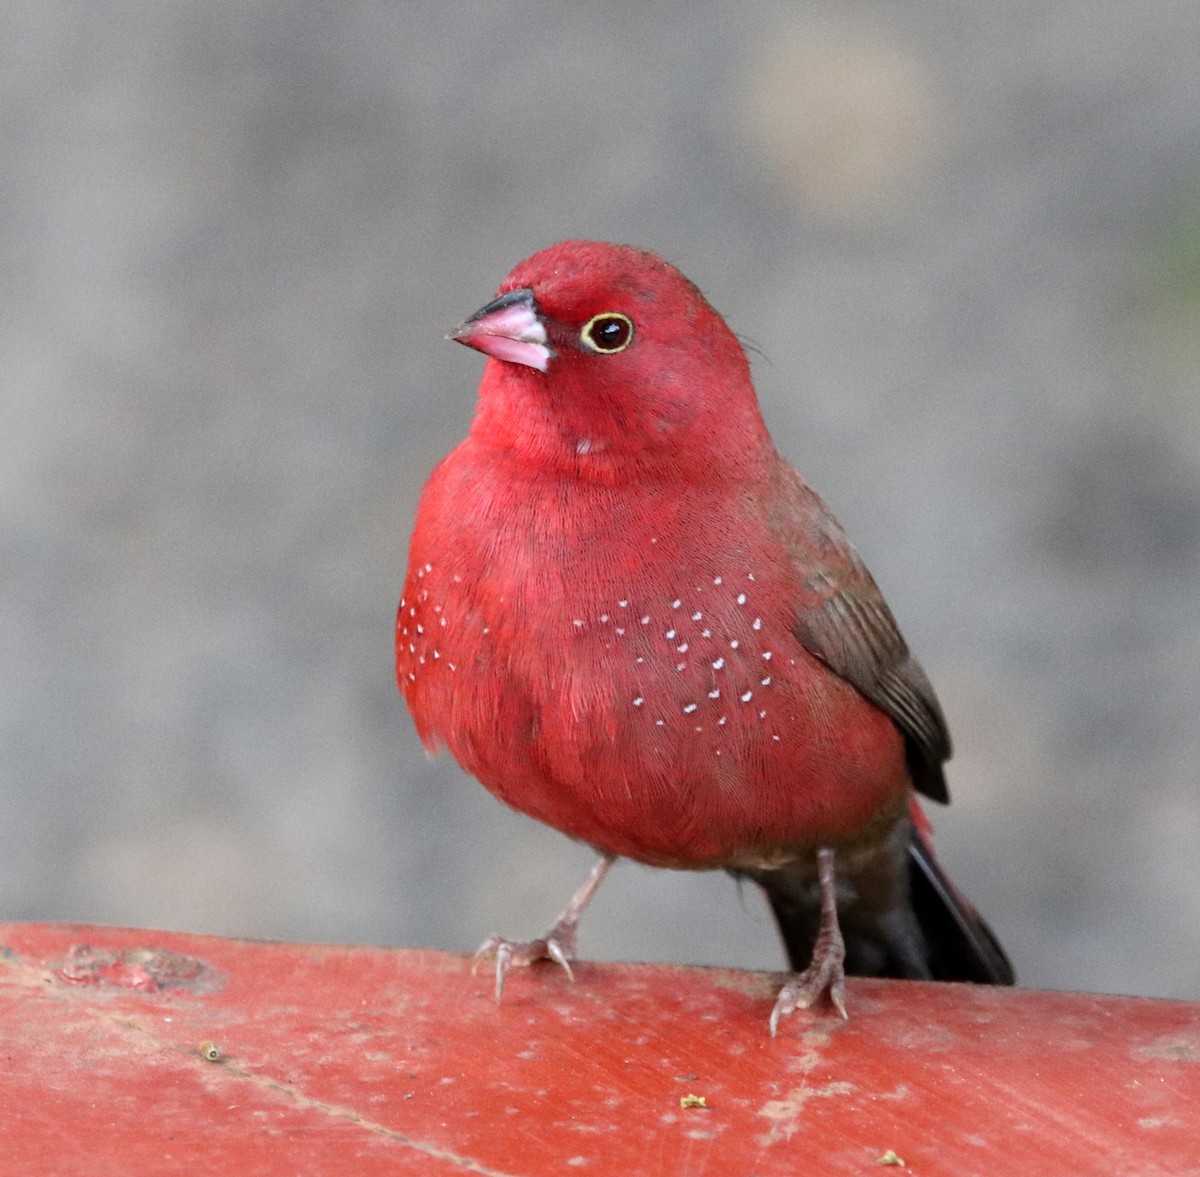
772;467;952;804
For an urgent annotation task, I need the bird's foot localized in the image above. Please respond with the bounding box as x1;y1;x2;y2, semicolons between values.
474;922;577;1002
769;846;848;1034
472;855;615;1003
769;937;848;1034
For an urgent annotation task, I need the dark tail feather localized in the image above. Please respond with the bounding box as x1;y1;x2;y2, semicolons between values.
907;822;1015;985
738;813;1015;986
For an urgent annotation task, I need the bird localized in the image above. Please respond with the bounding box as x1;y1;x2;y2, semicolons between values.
396;240;1013;1032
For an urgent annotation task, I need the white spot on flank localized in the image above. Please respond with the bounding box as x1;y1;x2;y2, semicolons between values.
713;576;723;585
424;563;432;573
759;709;767;719
740;690;753;702
416;624;424;634
762;651;772;660
675;662;686;671
683;703;698;714
694;725;703;732
773;734;781;742
632;697;644;707
676;643;688;653
730;639;740;649
691;611;702;621
440;617;447;627
616;627;626;636
618;600;628;608
399;597;406;608
701;629;711;638
752;617;762;630
482;626;490;635
641;616;651;625
407;672;416;681
747;573;756;581
452;574;462;584
737;593;747;605
573;619;585;628
671;599;682;609
636;656;645;664
432;650;440;659
712;657;725;670
717;716;727;726
761;677;772;686
656;719;665;726
708;689;720;699
599;613;609;623
665;629;676;640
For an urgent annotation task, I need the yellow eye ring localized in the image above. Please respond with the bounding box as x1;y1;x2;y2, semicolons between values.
580;312;634;354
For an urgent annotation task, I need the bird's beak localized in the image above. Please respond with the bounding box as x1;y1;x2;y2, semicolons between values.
448;287;553;373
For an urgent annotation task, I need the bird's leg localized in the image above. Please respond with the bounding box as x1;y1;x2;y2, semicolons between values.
769;846;848;1034
474;854;615;1002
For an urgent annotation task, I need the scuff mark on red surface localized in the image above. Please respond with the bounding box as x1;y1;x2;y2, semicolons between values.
55;943;222;994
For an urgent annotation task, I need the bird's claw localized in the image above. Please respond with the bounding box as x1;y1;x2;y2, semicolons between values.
473;925;578;1002
769;935;848;1034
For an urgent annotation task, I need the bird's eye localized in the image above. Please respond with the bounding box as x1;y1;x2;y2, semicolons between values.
580;312;634;354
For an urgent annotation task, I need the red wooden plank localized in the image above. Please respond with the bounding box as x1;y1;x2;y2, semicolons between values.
1;922;1196;1176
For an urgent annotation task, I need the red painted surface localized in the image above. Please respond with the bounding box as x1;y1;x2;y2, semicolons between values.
0;922;1196;1176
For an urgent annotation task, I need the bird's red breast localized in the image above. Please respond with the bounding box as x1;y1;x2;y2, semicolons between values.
397;243;913;869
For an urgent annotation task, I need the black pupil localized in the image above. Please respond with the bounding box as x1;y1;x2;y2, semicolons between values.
593;317;629;350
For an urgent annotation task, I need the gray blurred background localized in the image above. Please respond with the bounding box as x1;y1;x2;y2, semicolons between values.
4;1;1199;1001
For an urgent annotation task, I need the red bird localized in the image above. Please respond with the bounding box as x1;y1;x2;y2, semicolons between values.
397;241;1013;1031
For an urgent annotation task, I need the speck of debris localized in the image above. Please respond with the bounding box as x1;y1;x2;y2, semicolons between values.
876;1150;906;1167
199;1042;221;1062
680;1094;708;1110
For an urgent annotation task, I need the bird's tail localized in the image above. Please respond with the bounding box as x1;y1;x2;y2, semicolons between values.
905;803;1014;984
739;802;1014;986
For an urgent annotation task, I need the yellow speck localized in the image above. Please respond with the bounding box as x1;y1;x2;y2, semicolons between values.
680;1094;707;1110
876;1150;905;1167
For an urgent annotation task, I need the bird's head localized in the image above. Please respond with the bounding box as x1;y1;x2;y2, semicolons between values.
450;241;771;481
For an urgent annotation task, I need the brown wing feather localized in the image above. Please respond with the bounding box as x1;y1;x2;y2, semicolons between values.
771;467;952;804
